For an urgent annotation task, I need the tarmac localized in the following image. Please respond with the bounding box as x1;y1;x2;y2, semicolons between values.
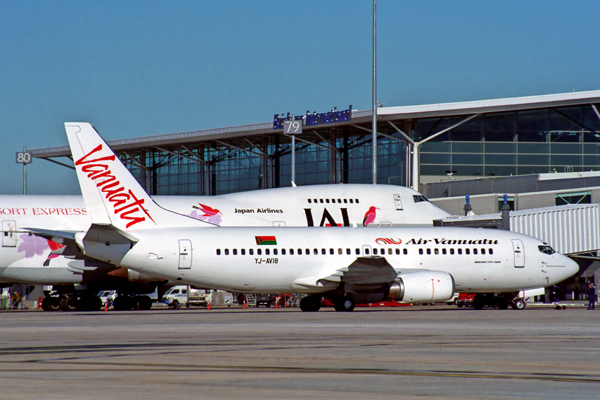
0;303;599;400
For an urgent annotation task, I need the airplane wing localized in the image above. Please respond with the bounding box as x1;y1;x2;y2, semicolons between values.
293;257;426;289
319;257;398;284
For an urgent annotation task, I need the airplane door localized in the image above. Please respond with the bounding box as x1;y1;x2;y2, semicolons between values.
2;220;17;247
512;239;525;268
393;194;403;210
362;245;372;256
178;239;192;269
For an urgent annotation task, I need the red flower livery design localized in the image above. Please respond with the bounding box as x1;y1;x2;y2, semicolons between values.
75;144;155;228
375;238;403;245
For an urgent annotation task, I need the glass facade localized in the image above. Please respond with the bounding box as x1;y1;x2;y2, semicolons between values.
419;106;600;178
116;102;600;196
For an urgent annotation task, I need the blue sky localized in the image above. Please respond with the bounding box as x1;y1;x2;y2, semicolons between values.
1;0;599;195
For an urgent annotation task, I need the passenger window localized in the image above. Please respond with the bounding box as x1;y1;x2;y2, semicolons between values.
330;248;334;255
434;248;439;255
338;248;343;255
395;248;400;255
314;248;318;255
458;248;462;255
337;199;342;203
419;248;424;255
403;248;408;255
233;249;238;255
241;249;246;255
308;199;312;203
224;249;229;255
350;199;354;204
426;248;431;255
249;249;254;255
442;248;447;255
373;248;378;255
344;199;348;203
481;248;485;255
346;248;351;255
257;249;262;255
321;248;326;255
273;249;278;255
265;249;270;255
473;249;477;255
465;248;470;255
290;249;294;255
281;249;286;255
450;248;454;255
306;248;310;255
216;249;221;255
326;199;330;203
388;248;392;255
355;248;360;255
356;199;360;203
489;248;493;255
364;248;370;255
319;199;324;203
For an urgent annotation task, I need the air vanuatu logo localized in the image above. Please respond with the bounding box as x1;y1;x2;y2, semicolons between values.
75;144;155;229
255;236;277;245
375;238;402;245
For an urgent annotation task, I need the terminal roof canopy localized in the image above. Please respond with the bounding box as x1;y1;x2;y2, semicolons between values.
31;90;600;161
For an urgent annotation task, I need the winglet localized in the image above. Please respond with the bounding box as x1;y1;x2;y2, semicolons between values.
65;122;208;231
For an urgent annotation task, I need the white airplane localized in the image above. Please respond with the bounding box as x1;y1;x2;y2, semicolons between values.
1;181;450;311
27;122;577;312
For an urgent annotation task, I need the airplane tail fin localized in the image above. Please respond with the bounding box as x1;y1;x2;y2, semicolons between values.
65;122;208;231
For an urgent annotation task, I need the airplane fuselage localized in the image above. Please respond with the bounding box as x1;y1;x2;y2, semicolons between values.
90;226;578;295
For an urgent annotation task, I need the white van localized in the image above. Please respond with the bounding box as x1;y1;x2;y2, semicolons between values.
161;285;210;308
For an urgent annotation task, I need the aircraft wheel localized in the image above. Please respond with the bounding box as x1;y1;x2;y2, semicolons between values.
511;299;526;310
299;296;321;312
135;295;153;310
334;296;355;312
59;295;78;312
113;295;134;311
42;296;60;312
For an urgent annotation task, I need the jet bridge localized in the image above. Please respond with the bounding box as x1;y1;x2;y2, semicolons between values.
436;203;600;256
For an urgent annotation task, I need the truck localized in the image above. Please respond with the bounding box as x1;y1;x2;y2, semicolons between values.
161;285;211;309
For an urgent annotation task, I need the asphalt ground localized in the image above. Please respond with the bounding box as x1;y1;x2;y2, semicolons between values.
0;304;599;400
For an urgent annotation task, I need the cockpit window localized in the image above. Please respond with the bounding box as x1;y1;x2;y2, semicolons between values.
413;195;429;203
538;245;556;255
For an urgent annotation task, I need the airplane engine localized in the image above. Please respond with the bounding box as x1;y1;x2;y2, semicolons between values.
389;271;455;303
107;267;163;282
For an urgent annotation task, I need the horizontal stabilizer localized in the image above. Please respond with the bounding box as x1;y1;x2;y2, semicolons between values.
82;223;139;246
23;227;78;243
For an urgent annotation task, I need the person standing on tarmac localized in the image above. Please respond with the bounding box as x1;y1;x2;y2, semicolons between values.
587;283;597;310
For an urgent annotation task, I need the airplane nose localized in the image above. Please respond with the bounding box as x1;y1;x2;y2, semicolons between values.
565;256;580;279
551;255;579;284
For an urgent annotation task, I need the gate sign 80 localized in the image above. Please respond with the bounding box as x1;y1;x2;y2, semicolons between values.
16;152;32;164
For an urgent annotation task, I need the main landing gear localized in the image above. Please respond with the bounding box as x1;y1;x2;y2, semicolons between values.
299;295;356;312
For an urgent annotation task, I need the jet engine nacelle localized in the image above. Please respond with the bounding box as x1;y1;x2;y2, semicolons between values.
389;271;455;303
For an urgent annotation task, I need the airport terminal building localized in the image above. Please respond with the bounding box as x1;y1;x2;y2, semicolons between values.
33;90;600;198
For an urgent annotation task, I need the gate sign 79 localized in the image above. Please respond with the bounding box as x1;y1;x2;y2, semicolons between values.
283;120;303;134
16;152;32;164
